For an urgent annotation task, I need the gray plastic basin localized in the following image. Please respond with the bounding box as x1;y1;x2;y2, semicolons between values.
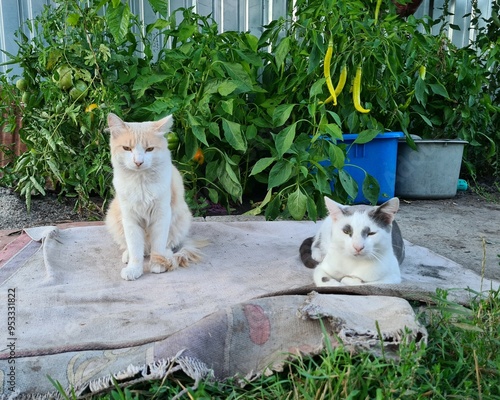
396;139;468;199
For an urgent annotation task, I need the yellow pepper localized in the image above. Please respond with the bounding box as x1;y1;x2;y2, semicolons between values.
353;66;371;113
322;65;347;104
85;103;98;112
323;39;337;106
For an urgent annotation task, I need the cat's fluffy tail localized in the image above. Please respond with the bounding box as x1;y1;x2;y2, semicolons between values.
173;238;208;268
299;237;319;269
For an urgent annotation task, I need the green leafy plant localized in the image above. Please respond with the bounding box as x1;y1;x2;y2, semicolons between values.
113;6;358;220
1;1;128;211
1;0;498;218
0;1;346;219
461;0;500;180
0;75;20;187
397;0;499;185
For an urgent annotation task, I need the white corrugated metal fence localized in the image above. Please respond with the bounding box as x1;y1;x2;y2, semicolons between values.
0;0;494;76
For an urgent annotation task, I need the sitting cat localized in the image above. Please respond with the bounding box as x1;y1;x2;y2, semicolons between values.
105;113;202;281
300;197;405;286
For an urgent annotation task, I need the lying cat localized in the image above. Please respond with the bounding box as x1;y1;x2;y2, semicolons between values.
105;113;202;281
300;197;405;286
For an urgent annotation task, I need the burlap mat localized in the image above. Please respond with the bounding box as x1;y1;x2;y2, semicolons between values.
1;221;497;398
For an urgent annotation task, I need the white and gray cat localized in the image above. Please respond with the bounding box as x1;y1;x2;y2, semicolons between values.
105;113;202;281
300;197;405;286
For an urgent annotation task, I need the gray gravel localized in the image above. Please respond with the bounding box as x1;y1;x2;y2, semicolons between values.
0;187;90;230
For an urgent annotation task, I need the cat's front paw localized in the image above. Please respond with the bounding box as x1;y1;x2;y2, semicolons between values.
121;265;143;281
313;266;342;287
340;276;364;285
314;275;343;287
150;251;176;273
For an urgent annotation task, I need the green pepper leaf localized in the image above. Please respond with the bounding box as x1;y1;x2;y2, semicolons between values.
106;3;131;44
148;0;169;16
274;36;291;70
339;169;358;200
250;157;276;176
287;187;307;220
273;104;295;127
415;78;427;104
354;129;380;144
268;159;293;189
362;174;380;205
275;123;296;158
222;118;247;152
429;83;450;98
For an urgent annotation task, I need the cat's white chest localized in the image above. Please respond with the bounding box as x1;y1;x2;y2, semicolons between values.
325;251;389;276
114;167;171;211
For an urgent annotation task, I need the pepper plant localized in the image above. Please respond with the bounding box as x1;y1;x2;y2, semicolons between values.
414;0;500;181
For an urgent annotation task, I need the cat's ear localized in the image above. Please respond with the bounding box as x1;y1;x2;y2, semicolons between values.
324;196;345;222
375;197;400;224
107;113;126;137
154;115;174;135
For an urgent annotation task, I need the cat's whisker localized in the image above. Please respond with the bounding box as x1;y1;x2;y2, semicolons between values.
370;251;384;264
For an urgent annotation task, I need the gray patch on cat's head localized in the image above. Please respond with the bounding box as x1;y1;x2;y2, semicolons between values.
341;204;370;216
342;224;353;236
368;199;400;231
370;198;400;229
369;209;393;231
338;204;392;233
329;199;400;234
361;226;371;238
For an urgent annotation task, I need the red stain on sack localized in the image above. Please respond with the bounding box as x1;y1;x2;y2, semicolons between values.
243;304;271;345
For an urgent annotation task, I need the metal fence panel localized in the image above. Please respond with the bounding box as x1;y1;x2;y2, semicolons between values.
0;0;495;76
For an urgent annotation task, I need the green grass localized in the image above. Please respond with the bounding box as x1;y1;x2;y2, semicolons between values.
82;288;500;400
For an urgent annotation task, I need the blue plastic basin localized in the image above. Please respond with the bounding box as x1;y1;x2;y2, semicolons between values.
320;132;404;204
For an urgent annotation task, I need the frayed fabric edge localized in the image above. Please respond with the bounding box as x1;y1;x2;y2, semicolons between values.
78;350;215;400
1;350;214;400
297;291;428;355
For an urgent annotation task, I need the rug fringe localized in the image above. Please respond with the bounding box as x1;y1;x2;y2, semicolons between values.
75;350;214;399
0;351;214;400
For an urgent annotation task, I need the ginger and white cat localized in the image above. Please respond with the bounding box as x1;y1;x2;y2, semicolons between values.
105;113;202;281
300;197;405;286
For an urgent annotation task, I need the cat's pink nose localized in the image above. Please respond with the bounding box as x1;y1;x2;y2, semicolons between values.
135;160;143;167
353;244;364;253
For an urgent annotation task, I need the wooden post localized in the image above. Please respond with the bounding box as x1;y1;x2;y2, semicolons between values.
0;103;26;168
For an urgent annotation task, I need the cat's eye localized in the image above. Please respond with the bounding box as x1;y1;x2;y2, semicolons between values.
342;226;352;236
145;147;154;152
367;231;376;236
122;146;132;151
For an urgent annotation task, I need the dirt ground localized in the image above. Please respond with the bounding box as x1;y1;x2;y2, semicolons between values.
397;190;500;281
